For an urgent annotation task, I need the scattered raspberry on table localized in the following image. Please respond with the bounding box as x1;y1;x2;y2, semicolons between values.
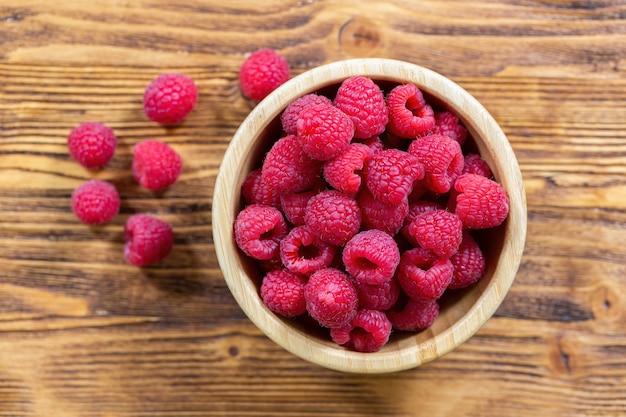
143;73;198;125
239;48;290;102
67;122;117;169
132;139;183;191
123;214;174;266
71;179;121;225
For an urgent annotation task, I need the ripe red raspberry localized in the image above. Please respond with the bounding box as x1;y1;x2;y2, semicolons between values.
396;247;454;301
330;309;392;352
260;269;308;318
234;204;288;260
452;173;510;229
342;230;400;285
431;110;468;145
358;189;409;235
408;134;464;194
323;143;372;196
132;140;183;191
449;231;486;289
280;226;337;275
401;201;444;245
280;190;317;226
462;153;493;178
304;268;358;328
67;122;117;169
406;209;463;258
386;83;435;138
304;190;361;246
261;134;322;194
124;214;174;266
71;179;121;225
143;73;198;125
296;103;354;161
353;276;401;311
333;76;388;139
281;93;332;135
386;298;439;332
241;168;281;208
239;48;290;102
364;148;424;205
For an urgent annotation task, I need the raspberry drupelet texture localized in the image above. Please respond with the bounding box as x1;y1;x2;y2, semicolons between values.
431;110;468;146
260;269;308;318
387;298;439;332
386;83;435;139
304;190;361;246
406;209;464;258
353;276;401;311
333;76;389;139
304;268;358;328
462;153;493;178
132;140;183;191
330;309;392;352
280;189;318;226
281;93;332;135
449;231;486;289
239;48;290;102
234;204;288;260
358;189;409;235
401;201;444;245
241;168;282;209
280;226;337;275
342;229;400;285
71;179;121;225
124;214;174;266
452;173;510;229
408;134;464;194
67;122;117;169
396;247;454;301
296;103;355;161
323;143;372;196
364;148;424;205
143;73;198;125
261;134;322;194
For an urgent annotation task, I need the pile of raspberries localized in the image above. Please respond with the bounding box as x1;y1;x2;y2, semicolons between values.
68;73;198;266
235;51;509;353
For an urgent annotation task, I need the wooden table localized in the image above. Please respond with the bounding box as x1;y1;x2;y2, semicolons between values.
1;1;625;416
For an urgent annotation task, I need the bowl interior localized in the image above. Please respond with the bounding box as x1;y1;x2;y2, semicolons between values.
213;58;526;373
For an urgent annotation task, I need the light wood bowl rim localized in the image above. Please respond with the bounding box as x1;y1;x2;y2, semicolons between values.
212;58;527;374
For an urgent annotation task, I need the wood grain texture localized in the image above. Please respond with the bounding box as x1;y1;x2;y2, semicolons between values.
1;0;625;415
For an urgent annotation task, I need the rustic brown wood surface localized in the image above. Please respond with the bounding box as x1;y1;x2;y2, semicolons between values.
1;0;625;416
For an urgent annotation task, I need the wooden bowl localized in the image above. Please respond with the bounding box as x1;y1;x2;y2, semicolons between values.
212;58;526;373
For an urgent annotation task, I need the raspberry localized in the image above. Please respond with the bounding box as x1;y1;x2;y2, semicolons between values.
304;190;361;246
408;134;464;194
260;269;307;318
353;276;401;311
67;122;117;169
323;143;372;196
143;73;198;125
462;153;493;178
396;247;454;301
280;190;317;226
239;48;290;102
406;209;463;258
333;76;388;139
261;134;322;194
330;309;392;352
342;230;400;285
234;204;288;260
304;268;358;328
296;103;354;161
358;189;409;235
386;83;435;138
241;168;281;208
356;135;384;153
132;140;183;191
258;254;284;273
386;298;439;332
452;173;510;229
449;231;486;289
431;111;468;146
400;201;443;245
123;214;174;266
71;179;121;225
364;148;424;205
280;226;337;275
281;93;332;135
